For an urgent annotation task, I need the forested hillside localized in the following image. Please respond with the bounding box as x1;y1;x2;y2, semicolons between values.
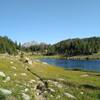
22;42;49;54
51;37;100;56
1;36;100;57
0;36;21;54
24;37;100;57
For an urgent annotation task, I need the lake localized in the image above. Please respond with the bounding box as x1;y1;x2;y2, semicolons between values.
40;58;100;72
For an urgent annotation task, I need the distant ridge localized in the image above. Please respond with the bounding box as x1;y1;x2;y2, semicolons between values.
22;40;46;48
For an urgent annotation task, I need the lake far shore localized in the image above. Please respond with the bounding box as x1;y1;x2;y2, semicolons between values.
30;52;100;60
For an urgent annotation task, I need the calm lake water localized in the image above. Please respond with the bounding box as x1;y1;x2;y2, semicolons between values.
40;58;100;72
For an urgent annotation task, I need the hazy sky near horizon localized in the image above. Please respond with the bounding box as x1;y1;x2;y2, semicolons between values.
0;0;100;44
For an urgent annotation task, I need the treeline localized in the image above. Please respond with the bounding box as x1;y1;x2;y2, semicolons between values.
22;43;49;54
0;36;21;55
51;37;100;56
24;37;100;57
3;36;99;57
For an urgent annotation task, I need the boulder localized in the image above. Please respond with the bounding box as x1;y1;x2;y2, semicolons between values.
0;71;6;77
0;88;12;95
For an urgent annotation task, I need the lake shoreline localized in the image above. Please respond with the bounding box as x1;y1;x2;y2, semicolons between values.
39;58;100;72
31;54;100;60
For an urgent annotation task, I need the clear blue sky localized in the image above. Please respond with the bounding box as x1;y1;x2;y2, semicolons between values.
0;0;100;44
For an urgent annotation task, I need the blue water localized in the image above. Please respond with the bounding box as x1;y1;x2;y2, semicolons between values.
40;58;100;72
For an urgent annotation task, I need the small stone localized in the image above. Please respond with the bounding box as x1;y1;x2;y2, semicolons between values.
29;79;36;84
42;62;48;65
49;88;55;92
25;88;29;92
3;76;10;82
27;84;30;87
44;91;48;94
56;95;61;99
35;60;40;62
54;82;58;86
57;84;63;88
24;83;27;86
29;61;33;65
10;61;13;64
21;73;27;76
25;57;30;61
14;74;17;76
81;74;89;77
48;80;53;83
22;93;30;100
36;92;40;96
0;71;6;77
50;95;53;97
57;78;64;81
80;92;84;95
0;88;12;95
64;93;76;99
12;66;16;70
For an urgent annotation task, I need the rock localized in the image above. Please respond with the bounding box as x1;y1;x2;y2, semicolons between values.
10;61;13;64
47;80;53;83
80;92;84;95
56;95;61;99
22;93;30;100
35;94;45;100
25;57;32;65
6;76;10;81
25;57;30;61
54;82;58;86
12;66;16;70
36;92;40;96
44;90;48;94
25;88;29;92
51;81;63;88
36;81;45;91
36;90;42;96
29;79;36;84
24;83;27;86
3;76;10;82
21;73;27;76
28;61;32;65
57;78;64;81
0;88;12;95
42;62;48;65
64;93;76;99
57;84;63;88
27;84;30;87
35;80;49;96
14;74;17;76
50;95;53;97
49;88;55;92
0;71;6;77
35;60;40;62
81;74;89;77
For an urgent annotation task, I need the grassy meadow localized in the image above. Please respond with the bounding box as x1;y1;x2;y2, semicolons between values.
0;54;100;100
31;52;100;60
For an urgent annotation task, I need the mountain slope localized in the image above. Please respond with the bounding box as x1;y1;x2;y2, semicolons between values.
0;36;19;54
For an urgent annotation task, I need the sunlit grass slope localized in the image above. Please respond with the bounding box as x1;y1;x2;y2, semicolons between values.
0;54;100;100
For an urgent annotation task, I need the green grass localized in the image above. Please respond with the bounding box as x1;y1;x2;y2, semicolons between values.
0;54;100;100
67;52;100;60
31;55;64;59
30;51;100;60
